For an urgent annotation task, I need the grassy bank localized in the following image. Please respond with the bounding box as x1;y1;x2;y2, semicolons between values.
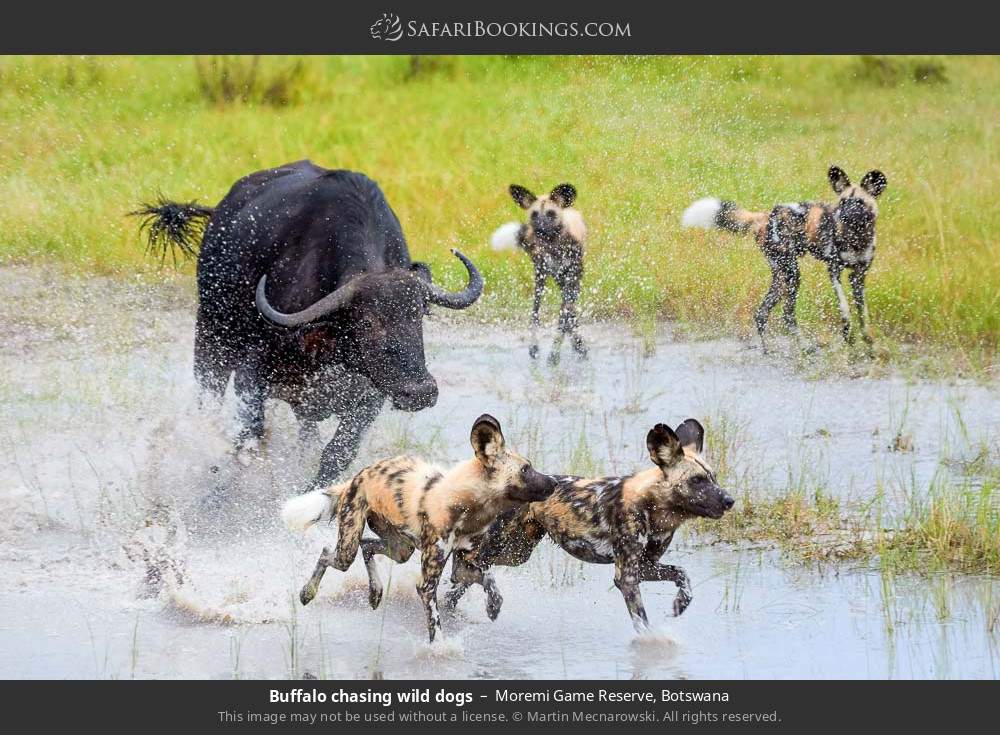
1;55;997;354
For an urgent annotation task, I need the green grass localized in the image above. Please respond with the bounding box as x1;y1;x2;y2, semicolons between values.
695;462;1000;575
1;55;998;355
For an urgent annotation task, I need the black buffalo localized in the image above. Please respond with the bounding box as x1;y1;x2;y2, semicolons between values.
135;160;483;487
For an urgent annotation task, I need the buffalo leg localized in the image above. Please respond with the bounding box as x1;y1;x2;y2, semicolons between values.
233;364;266;449
193;316;230;409
312;396;383;488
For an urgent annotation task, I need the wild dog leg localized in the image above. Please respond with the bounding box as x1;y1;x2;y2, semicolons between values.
300;476;368;605
754;261;786;351
828;263;853;343
848;266;873;346
781;259;802;337
529;268;546;359
637;533;691;616
361;514;415;610
300;546;338;606
639;562;692;617
444;508;545;619
613;539;650;633
417;542;447;642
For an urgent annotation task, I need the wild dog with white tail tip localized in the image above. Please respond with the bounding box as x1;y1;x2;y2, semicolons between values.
682;166;887;351
445;419;734;633
282;414;556;642
491;183;587;364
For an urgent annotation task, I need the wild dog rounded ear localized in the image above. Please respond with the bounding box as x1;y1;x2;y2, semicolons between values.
509;185;536;209
471;414;506;464
828;166;851;194
860;170;887;198
549;183;577;208
674;418;705;454
646;423;683;470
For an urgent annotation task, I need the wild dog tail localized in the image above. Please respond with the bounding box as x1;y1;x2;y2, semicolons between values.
681;197;767;236
281;483;345;532
130;197;215;266
490;221;525;252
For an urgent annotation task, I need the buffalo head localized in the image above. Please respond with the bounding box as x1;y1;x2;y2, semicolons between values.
255;249;483;411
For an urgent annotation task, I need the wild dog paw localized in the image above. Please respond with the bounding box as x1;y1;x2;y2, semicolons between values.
572;337;588;358
368;583;384;610
300;583;318;606
673;590;692;617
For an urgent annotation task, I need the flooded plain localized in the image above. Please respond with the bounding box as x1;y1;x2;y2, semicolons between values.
1;265;998;679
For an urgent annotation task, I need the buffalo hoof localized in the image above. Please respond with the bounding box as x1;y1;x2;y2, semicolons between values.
673;590;692;617
528;344;539;360
547;350;561;367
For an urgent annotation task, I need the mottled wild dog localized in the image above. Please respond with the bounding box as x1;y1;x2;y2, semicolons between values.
682;166;887;351
281;414;556;642
491;183;587;364
445;420;734;632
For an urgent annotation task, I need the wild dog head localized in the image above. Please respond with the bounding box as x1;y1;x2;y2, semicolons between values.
509;183;579;242
646;419;734;519
827;166;887;250
470;414;556;503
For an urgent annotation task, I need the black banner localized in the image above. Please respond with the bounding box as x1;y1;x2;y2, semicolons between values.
1;0;996;53
3;680;995;731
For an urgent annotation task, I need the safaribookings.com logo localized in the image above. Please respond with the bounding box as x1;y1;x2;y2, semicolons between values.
370;13;404;41
370;13;631;41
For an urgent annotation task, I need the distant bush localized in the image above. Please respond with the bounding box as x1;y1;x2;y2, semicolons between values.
194;56;306;106
848;55;948;86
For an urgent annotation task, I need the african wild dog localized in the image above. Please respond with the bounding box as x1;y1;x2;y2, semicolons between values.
444;420;734;632
491;183;587;364
681;166;888;351
281;414;556;642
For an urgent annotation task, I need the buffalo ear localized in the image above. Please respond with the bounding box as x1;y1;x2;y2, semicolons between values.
675;418;705;454
828;166;851;194
409;261;433;284
471;414;506;464
509;185;536;210
647;423;683;471
549;183;577;208
860;170;887;198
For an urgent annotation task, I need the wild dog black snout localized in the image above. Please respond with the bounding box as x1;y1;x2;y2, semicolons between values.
508;466;557;502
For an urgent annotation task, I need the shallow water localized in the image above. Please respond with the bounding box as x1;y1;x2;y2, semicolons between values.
1;266;998;679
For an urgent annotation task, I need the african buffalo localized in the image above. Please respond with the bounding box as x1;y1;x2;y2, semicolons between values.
135;160;483;487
